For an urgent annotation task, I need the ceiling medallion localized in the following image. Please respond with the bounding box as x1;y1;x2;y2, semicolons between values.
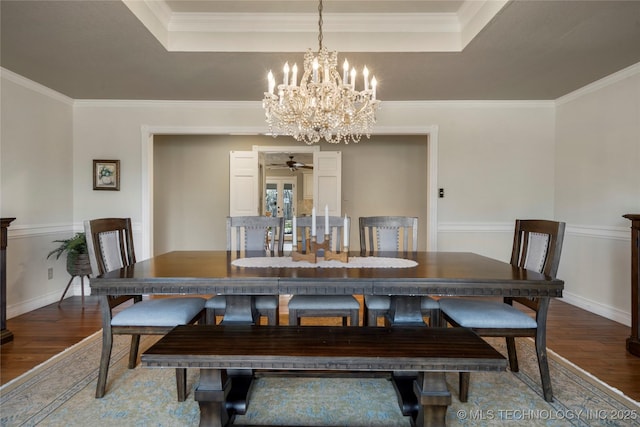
262;0;380;144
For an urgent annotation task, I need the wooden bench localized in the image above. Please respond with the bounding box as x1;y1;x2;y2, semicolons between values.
142;325;506;427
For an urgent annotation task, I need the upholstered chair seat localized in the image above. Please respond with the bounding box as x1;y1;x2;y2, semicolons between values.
205;295;278;324
364;295;439;310
288;295;360;326
111;298;206;327
437;298;537;329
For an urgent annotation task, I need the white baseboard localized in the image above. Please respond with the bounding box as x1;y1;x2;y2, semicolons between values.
7;282;93;319
561;291;631;327
6;290;62;319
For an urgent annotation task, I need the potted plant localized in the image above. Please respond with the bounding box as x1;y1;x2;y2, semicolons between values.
47;232;93;277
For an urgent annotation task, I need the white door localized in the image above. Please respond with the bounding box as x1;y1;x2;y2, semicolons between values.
230;149;341;219
229;151;259;216
313;151;342;215
264;177;297;237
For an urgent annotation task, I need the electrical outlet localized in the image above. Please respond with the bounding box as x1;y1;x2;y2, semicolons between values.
48;267;53;280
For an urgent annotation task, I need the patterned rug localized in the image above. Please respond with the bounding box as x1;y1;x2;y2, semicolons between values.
1;330;638;427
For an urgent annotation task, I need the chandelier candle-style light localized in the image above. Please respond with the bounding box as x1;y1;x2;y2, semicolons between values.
262;0;380;144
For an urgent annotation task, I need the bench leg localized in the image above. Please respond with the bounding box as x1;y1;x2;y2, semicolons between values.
176;368;187;402
458;372;469;402
414;372;451;427
194;369;229;427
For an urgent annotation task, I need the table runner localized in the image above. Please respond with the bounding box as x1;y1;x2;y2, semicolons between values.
231;256;417;269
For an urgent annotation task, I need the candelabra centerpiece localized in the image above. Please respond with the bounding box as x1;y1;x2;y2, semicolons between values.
262;0;380;145
290;207;349;264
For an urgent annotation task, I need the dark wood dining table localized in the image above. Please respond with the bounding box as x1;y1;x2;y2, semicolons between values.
90;250;564;322
90;250;564;426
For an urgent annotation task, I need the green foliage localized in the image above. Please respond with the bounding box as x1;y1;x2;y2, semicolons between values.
47;232;88;260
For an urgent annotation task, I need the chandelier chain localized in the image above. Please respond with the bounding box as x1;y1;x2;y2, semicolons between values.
318;0;323;51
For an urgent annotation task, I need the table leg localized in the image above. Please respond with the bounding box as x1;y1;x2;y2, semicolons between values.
392;372;451;427
194;369;229;427
218;295;257;418
220;295;258;324
388;296;427;418
414;372;452;427
388;296;426;326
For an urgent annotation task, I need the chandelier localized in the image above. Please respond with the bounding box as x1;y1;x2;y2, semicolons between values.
262;0;380;144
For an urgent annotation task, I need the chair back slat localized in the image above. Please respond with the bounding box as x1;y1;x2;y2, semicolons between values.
376;228;400;252
359;216;418;255
522;232;550;273
226;216;285;256
98;231;125;271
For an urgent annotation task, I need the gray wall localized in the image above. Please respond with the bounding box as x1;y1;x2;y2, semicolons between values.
153;135;428;254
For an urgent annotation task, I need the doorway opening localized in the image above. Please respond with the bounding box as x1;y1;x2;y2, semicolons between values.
264;176;297;238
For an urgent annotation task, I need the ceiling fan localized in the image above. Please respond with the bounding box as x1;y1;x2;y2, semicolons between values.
269;155;313;171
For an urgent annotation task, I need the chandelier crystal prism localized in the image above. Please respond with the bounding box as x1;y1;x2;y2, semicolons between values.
262;0;380;144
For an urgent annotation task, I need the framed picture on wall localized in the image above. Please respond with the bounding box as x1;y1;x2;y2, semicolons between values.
93;159;120;191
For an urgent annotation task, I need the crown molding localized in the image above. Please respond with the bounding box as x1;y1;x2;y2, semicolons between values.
381;100;555;109
123;0;508;53
1;68;74;106
72;99;261;109
556;62;640;106
71;99;555;110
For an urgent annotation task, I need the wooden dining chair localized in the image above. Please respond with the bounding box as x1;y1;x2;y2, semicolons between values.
204;216;284;325
84;218;205;400
287;216;360;326
439;219;565;402
359;216;439;326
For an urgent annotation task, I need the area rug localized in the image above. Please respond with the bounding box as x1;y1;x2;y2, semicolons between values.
1;331;638;427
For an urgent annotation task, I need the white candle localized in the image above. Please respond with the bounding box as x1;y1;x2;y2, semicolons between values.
343;214;348;247
292;216;297;248
350;68;356;90
312;58;319;83
311;207;316;237
371;76;377;100
343;59;349;84
267;70;275;94
363;66;369;91
291;63;298;87
324;205;329;235
283;62;290;86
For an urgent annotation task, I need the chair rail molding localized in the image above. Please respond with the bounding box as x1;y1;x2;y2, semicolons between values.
5;223;74;239
6;222;144;239
566;224;629;241
439;222;629;242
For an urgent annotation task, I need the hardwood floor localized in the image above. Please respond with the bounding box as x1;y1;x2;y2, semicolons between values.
1;296;639;402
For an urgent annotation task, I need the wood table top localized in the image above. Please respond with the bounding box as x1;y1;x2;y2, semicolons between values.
90;250;563;297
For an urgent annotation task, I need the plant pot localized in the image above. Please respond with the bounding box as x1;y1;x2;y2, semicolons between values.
66;253;92;276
